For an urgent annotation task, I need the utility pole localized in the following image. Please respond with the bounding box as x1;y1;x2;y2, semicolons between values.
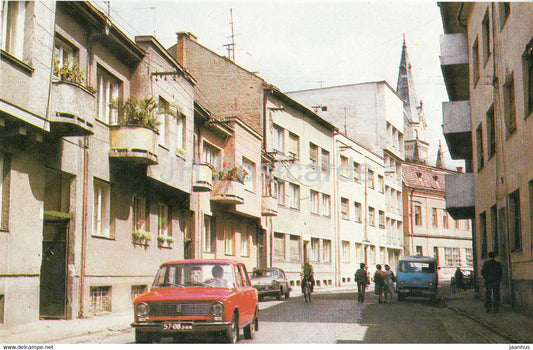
223;8;236;62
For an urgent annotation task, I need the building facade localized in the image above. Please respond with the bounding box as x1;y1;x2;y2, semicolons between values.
439;2;533;315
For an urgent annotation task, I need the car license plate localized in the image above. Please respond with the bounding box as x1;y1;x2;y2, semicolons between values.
163;322;193;331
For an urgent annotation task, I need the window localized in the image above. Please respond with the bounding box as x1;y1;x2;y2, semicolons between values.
288;132;299;160
354;202;362;223
340;155;349;177
310;190;319;214
273;233;285;260
133;195;147;232
525;40;533;118
93;179;110;238
487;105;496;159
131;285;147;301
242;157;255;192
443;210;449;229
341;197;349;220
276;179;285;206
480;211;488;258
53;36;78;74
476;123;484;170
504;74;516;137
509;189;522;251
1;1;28;59
309;143;318;167
90;286;111;313
272;124;284;153
491;204;498;255
499;2;510;29
466;248;474;267
97;66;121;124
241;226;250;257
378;210;385;229
158;97;169;147
289;235;300;262
311;238;319;262
414;205;422;226
176;111;186;152
323;240;331;263
445;248;452;266
202;142;220;169
224;223;235;256
416;246;423;256
378;175;384;193
288;183;300;209
321;194;331;217
473;38;480;84
342;241;350;263
157;203;169;239
432;208;438;227
482;11;490;65
204;215;215;253
367;169;374;189
369;207;375;227
321;149;329;172
353;161;361;182
452;248;461;266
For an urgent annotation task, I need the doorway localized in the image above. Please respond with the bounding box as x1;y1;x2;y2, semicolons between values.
39;221;68;319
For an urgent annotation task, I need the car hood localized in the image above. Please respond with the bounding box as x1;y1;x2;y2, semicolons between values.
251;277;276;286
137;287;234;302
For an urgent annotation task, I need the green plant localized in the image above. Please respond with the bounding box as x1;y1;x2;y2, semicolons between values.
176;147;186;155
132;230;143;241
165;236;174;243
212;162;248;184
157;235;166;243
141;231;152;241
53;57;96;93
111;96;160;130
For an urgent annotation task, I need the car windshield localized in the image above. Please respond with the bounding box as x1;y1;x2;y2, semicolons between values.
152;263;235;289
399;261;436;273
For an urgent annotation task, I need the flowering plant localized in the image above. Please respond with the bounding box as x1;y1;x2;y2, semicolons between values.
53;57;96;93
213;162;249;184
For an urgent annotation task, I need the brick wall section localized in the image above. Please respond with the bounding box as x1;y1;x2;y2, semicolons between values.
169;33;267;136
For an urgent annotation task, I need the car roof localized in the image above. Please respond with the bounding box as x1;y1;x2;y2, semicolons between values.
399;255;436;263
160;259;239;266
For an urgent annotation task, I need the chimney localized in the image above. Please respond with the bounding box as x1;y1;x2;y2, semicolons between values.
456;166;463;173
175;32;197;68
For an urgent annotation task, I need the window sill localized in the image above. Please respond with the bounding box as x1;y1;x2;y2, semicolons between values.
92;234;115;240
1;50;34;74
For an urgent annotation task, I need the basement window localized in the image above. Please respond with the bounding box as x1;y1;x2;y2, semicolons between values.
90;286;111;313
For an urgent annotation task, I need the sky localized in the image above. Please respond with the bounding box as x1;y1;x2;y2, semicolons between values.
97;0;464;170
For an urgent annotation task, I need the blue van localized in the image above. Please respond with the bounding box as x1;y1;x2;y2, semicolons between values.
396;255;438;301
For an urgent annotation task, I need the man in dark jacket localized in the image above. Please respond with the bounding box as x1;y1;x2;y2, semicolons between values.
354;263;369;303
481;251;503;313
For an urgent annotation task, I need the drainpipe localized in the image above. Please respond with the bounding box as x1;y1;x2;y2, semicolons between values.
78;136;89;318
332;137;341;286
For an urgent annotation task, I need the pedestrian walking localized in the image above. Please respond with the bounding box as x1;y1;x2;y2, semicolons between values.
454;267;465;291
481;251;503;313
354;263;369;303
373;264;387;304
383;264;396;303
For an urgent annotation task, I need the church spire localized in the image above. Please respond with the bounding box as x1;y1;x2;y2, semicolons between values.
436;140;446;169
396;34;420;124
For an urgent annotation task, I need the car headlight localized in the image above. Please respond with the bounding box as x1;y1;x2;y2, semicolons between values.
210;301;224;316
136;302;150;317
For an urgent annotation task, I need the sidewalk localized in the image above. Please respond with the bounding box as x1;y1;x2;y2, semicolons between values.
1;284;532;344
441;286;533;344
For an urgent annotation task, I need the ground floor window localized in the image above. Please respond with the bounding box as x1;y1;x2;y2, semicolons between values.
131;285;147;301
90;286;111;313
289;235;300;262
273;233;285;261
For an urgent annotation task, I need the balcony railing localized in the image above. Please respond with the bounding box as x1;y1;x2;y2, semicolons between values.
211;180;245;204
443;101;472;160
261;195;278;216
109;125;158;165
445;173;475;220
440;33;470;101
192;163;213;192
49;81;95;136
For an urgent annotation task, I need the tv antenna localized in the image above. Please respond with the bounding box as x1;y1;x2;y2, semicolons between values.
223;8;236;62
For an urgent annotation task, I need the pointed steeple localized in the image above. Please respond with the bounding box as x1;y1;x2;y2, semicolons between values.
436;140;446;169
396;34;420;124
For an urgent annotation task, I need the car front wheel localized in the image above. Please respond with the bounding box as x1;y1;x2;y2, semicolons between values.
284;289;290;299
225;313;239;343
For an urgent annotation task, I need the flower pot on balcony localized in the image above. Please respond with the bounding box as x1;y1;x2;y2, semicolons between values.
49;81;96;136
193;163;213;192
109;125;158;165
211;180;245;204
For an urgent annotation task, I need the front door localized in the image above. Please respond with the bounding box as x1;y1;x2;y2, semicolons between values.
39;221;68;319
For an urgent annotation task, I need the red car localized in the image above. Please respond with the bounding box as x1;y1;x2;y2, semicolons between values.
131;259;259;343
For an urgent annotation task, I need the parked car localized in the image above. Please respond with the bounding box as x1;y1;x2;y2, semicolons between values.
131;259;258;343
250;267;291;300
396;255;438;302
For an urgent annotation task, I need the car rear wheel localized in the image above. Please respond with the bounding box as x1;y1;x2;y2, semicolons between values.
284;289;290;299
225;313;239;343
135;329;152;343
276;290;282;300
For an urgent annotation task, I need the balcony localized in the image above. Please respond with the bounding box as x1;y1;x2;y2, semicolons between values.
440;33;470;101
49;81;95;136
443;101;472;160
192;163;213;192
211;180;245;204
261;195;278;216
445;173;475;220
109;125;158;165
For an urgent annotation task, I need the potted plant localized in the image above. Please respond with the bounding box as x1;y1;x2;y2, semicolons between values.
213;162;248;184
132;230;151;245
157;235;166;246
165;236;174;244
111;96;160;130
53;57;97;93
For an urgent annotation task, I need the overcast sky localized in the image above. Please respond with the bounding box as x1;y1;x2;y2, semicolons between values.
99;0;463;170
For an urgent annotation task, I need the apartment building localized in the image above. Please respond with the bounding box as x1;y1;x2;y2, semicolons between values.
288;82;405;269
264;87;337;286
0;1;195;326
439;2;533;314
